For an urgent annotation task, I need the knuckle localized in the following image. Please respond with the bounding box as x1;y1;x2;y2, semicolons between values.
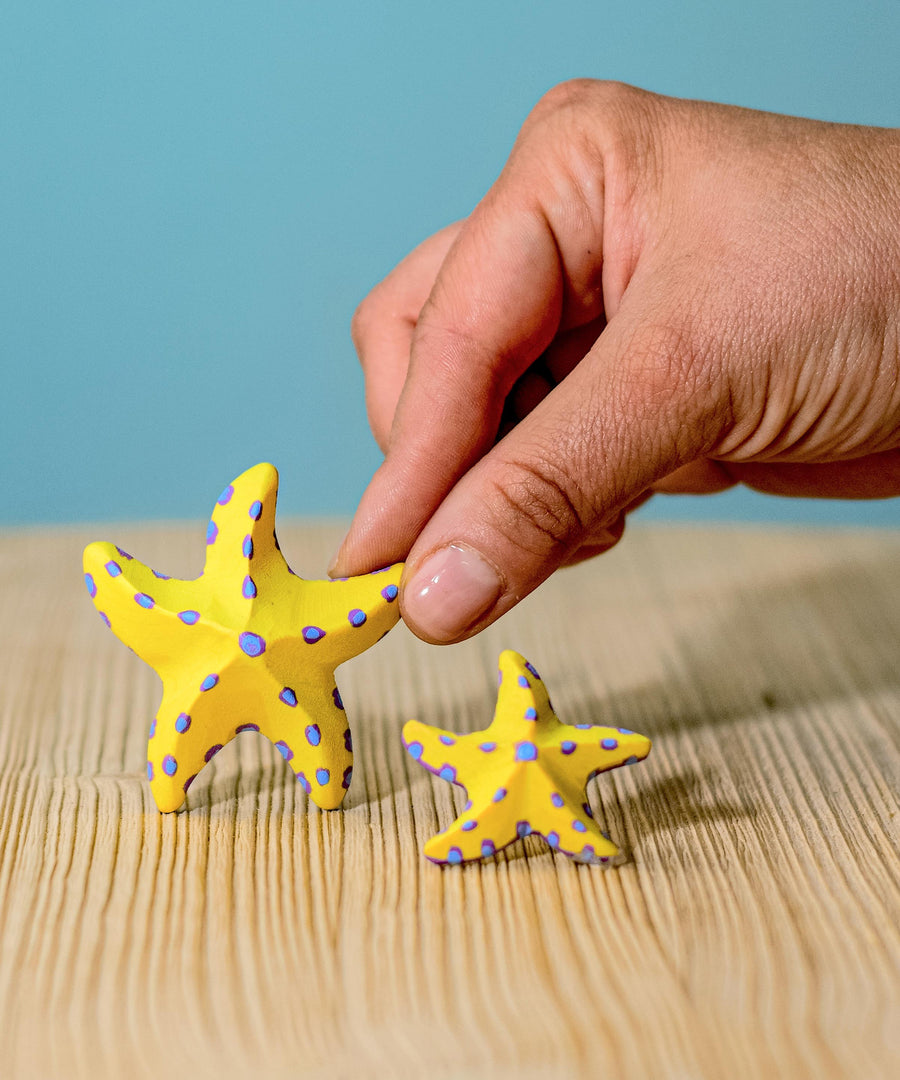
350;295;376;356
618;315;726;456
486;455;591;559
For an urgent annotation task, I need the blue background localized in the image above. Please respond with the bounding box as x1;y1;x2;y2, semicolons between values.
4;1;900;526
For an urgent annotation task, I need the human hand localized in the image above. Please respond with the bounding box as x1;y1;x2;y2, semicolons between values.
331;81;900;643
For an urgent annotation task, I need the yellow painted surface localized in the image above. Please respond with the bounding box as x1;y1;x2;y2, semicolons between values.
82;464;402;811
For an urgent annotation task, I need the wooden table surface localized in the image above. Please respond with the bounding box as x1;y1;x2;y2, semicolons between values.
1;520;898;1079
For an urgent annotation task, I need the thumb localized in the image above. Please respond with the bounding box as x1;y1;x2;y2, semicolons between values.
399;312;724;643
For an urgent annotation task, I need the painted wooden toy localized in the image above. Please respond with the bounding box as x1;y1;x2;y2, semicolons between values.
403;650;651;864
83;463;403;812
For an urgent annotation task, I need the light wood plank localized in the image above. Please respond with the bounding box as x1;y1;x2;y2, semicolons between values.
0;522;898;1078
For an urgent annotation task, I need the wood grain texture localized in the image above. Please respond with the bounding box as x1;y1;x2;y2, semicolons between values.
0;521;898;1079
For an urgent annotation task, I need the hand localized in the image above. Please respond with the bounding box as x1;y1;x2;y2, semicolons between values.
331;80;900;643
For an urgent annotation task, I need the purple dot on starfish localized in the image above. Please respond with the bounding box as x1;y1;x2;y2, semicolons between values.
515;741;538;762
104;560;121;577
381;584;398;602
583;802;594;818
239;631;266;657
242;575;257;599
406;741;423;760
462;820;478;832
162;754;177;776
524;707;538;720
493;787;507;802
560;740;576;755
217;484;234;505
115;547;133;560
84;573;97;597
573;819;588;833
206;521;218;545
333;687;344;710
148;718;157;739
439;735;456;746
481;839;496;857
183;774;196;792
134;593;154;609
439;765;457;783
178;610;200;624
343;728;352;752
524;661;541;679
175;713;191;733
305;724;321;747
242;535;253;559
446;848;463;865
342;765;353;789
517;675;530;688
297;772;312;794
204;744;223;762
624;755;640;765
547;831;560;848
99;612;111;628
316;768;330;786
249;500;262;520
479;742;496;753
348;608;367;627
551;792;564;808
574;724;592;730
303;626;325;644
152;570;170;580
601;737;619;750
275;741;293;762
236;723;259;734
146;761;154;780
200;674;219;692
497;669;503;686
279;687;297;707
516;821;532;838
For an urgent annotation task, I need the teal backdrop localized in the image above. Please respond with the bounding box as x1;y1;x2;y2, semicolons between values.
4;1;900;525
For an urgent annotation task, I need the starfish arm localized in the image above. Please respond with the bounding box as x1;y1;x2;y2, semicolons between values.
489;649;555;737
282;565;404;666
83;542;218;673
401;719;472;792
257;674;354;811
203;463;282;586
421;790;525;863
543;725;652;778
145;665;264;813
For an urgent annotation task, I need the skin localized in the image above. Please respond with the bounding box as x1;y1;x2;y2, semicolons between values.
329;80;900;644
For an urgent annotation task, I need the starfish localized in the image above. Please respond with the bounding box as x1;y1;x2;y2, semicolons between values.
402;650;651;865
82;463;403;813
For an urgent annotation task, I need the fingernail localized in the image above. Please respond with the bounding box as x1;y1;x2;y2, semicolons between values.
403;544;503;642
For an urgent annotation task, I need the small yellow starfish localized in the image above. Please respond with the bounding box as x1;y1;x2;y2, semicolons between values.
83;463;403;813
402;650;651;864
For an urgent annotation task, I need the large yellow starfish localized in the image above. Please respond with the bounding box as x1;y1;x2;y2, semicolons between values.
403;650;651;864
83;463;403;813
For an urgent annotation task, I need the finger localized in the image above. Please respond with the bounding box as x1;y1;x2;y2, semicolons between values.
651;459;735;495
725;453;900;499
352;222;463;449
397;310;724;643
506;318;605;426
332;85;628;580
332;195;572;576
